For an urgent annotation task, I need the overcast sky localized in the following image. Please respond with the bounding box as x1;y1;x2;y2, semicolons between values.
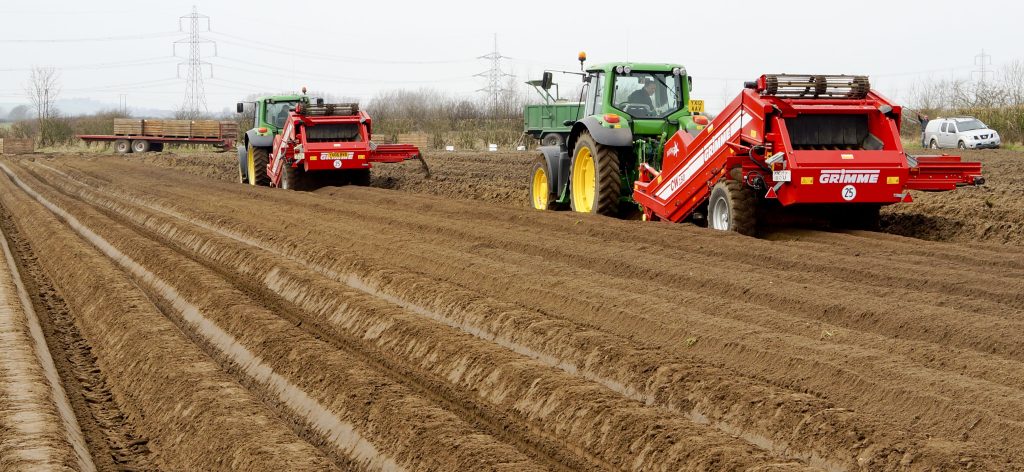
0;0;1020;115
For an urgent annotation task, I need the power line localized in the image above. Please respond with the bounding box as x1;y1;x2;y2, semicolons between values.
174;6;215;118
475;33;513;113
0;31;178;43
0;57;177;73
210;58;476;85
207;30;474;65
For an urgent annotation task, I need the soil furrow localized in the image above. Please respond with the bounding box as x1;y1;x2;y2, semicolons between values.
18;156;807;471
19;157;1003;466
0;164;340;471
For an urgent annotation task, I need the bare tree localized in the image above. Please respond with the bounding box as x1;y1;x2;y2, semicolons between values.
25;67;61;122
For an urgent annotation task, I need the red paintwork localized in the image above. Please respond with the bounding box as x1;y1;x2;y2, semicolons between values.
633;76;984;222
265;109;421;187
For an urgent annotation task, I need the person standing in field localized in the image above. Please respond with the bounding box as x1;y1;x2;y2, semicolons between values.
917;113;930;147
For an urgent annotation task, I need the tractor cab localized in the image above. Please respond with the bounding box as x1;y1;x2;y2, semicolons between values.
236;91;312;186
582;62;694;138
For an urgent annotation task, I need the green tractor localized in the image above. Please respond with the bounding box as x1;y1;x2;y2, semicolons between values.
235;91;311;186
528;53;705;215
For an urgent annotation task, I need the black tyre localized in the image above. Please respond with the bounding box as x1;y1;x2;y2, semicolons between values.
280;162;305;190
929;139;939;150
528;155;558;210
248;146;271;186
832;205;881;231
707;173;757;235
114;140;131;154
236;145;248;183
131;140;150;153
570;131;620;216
541;133;564;147
958;141;967;150
349;169;371;186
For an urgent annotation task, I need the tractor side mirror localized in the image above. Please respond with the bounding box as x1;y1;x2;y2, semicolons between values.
541;72;553;90
236;102;244;113
687;76;693;92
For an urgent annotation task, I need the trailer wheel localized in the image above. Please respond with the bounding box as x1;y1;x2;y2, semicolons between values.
349;169;371;186
114;140;131;154
541;133;563;147
529;155;558;210
247;147;271;186
131;140;150;153
708;176;756;235
570;131;620;216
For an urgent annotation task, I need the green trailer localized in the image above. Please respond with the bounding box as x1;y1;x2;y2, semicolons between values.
523;74;582;147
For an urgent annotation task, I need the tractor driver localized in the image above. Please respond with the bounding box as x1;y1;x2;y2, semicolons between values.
628;78;658;112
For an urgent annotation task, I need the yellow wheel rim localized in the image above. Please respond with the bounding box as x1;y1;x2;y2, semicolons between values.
246;147;256;186
572;146;596;213
531;167;549;210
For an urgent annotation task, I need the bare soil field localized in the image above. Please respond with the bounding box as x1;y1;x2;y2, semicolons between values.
0;147;1022;470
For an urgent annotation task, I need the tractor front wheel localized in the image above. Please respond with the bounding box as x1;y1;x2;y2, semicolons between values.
247;146;270;186
570;132;620;216
529;156;557;210
708;175;757;235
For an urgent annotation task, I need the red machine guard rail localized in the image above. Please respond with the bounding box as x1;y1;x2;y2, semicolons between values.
906;155;984;191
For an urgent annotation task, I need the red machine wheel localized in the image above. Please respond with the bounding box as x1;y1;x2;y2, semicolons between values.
707;175;756;235
349;169;371;186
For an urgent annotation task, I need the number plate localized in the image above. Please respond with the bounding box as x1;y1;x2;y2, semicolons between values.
688;99;705;113
321;152;353;160
772;170;792;182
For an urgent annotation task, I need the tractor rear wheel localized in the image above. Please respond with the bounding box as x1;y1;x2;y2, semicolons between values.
349;169;371;186
247;146;270;186
529;155;557;210
570;132;620;216
708;174;757;235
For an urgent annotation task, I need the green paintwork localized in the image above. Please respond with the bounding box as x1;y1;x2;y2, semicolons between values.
247;94;309;142
524;102;583;138
550;60;702;206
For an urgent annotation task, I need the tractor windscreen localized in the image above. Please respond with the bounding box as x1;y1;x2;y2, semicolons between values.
613;72;683;119
266;101;301;128
785;114;886;151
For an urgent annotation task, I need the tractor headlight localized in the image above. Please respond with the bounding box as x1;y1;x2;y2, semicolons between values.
672;67;682;75
623;66;632;74
615;66;624;73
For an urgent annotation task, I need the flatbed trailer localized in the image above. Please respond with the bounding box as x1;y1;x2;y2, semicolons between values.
77;118;239;153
